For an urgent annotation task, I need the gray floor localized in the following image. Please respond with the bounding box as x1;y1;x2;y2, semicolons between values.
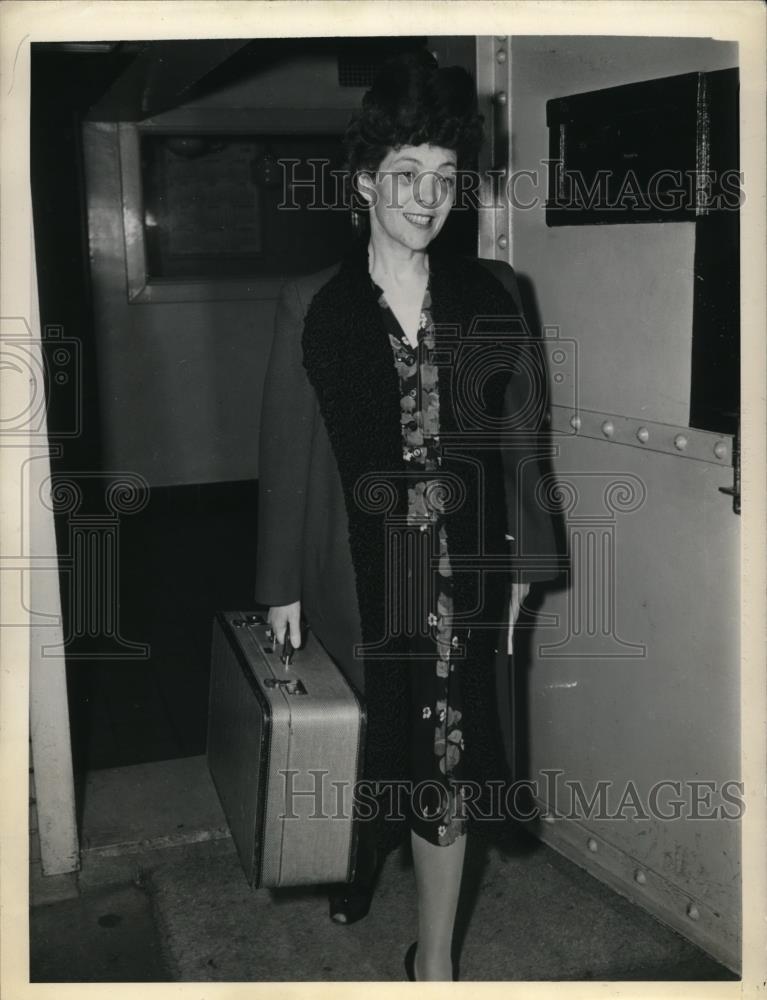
29;756;738;983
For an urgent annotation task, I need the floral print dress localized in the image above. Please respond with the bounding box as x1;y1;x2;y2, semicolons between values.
371;272;468;847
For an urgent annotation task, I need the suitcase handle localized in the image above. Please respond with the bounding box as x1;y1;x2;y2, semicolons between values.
232;614;302;668
263;624;298;666
280;634;295;667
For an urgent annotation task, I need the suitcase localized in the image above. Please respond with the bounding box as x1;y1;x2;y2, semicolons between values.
206;610;366;888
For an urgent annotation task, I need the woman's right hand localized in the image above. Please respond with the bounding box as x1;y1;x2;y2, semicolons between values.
267;601;302;649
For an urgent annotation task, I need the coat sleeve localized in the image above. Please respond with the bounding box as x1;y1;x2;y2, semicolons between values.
502;345;561;583
479;258;562;584
253;280;318;607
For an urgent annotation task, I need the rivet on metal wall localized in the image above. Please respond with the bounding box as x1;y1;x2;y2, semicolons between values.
636;427;650;443
570;414;581;431
601;420;615;438
497;234;508;250
714;441;728;459
496;49;507;64
687;903;700;921
674;434;688;451
587;837;598;853
634;870;647;885
496;91;508;105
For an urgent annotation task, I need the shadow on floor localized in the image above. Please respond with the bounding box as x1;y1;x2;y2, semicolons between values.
31;833;739;983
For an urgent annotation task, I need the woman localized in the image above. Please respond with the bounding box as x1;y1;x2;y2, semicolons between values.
254;51;558;981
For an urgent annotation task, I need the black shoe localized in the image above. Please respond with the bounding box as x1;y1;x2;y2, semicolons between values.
328;879;374;925
328;841;380;925
404;941;418;981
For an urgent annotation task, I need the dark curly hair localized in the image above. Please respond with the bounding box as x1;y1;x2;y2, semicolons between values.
343;49;484;177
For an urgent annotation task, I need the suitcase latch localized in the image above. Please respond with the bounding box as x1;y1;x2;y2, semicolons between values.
263;677;307;696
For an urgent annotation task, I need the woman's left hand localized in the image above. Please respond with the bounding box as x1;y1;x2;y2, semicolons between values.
507;581;531;654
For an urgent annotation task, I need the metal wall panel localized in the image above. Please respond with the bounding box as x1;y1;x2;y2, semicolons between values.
522;432;740;966
481;35;742;971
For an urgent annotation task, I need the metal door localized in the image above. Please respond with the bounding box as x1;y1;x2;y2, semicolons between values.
476;35;741;972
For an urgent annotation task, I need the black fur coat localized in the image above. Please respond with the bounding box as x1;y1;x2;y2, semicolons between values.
292;242;558;853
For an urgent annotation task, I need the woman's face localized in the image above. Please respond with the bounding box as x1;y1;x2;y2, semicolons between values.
359;143;458;253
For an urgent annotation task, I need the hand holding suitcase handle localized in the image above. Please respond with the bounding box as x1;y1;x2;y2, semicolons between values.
267;600;302;665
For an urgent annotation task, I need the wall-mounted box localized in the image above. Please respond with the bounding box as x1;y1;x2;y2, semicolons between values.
545;68;739;226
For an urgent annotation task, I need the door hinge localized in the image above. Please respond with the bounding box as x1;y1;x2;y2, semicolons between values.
718;420;740;515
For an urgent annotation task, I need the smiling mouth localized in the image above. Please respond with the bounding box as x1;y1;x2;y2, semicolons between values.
403;213;434;228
